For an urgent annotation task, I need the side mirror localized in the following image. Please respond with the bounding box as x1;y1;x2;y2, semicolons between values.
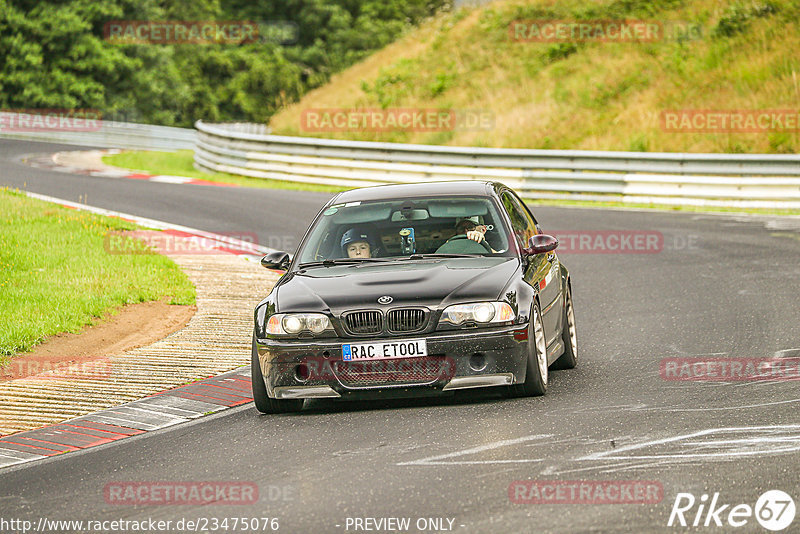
522;234;559;256
261;251;291;270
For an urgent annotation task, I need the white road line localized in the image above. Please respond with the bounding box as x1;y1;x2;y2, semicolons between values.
0;448;49;461
730;379;797;388
579;424;800;461
595;460;692;474
22;192;276;255
128;401;209;418
542;462;638;477
660;398;800;411
149;175;193;184
123;406;193;423
397;434;551;466
71;415;160;430
133;396;225;417
89;170;130;178
682;436;800;445
101;406;189;428
583;398;800;414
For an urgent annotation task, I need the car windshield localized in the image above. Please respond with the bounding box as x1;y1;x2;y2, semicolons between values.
296;196;513;264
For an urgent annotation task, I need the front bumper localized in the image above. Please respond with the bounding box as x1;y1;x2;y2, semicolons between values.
255;325;530;400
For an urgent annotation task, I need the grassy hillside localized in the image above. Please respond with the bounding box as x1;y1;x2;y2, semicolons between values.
268;0;800;153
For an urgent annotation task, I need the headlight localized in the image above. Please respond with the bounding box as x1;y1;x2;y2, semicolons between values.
305;315;329;334
266;313;333;336
439;302;515;326
282;315;304;334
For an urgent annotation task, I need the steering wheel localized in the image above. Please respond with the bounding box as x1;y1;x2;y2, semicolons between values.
438;234;493;254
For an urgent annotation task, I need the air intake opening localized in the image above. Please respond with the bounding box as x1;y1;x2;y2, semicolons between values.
343;311;382;334
469;353;487;372
295;364;310;382
387;308;426;332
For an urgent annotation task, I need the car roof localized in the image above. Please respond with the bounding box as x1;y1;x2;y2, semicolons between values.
331;181;502;203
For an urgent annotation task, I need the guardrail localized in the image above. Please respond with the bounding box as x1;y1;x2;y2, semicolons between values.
0;112;195;151
194;121;800;209
5;111;796;209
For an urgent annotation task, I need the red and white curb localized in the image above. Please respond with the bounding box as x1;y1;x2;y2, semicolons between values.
0;193;285;469
0;368;253;469
23;150;237;187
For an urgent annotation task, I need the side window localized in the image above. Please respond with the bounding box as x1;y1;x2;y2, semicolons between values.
501;192;538;248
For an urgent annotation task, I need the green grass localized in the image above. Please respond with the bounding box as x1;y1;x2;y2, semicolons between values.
0;188;196;364
102;150;349;193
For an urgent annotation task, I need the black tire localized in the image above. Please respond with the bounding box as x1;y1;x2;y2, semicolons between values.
552;284;577;370
509;301;548;397
251;332;304;414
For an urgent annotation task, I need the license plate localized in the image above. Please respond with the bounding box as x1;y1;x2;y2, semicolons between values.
342;339;428;361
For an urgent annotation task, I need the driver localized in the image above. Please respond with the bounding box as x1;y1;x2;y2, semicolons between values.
455;217;489;244
341;227;378;258
436;217;496;254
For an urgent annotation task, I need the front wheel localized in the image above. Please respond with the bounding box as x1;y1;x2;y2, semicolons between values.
509;301;548;397
251;332;303;414
552;284;577;370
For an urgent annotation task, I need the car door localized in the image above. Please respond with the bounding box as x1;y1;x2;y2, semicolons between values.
500;191;562;348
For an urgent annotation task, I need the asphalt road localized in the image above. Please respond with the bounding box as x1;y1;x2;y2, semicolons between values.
2;139;799;533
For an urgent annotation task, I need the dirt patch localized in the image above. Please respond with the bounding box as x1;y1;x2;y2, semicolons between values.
1;299;196;381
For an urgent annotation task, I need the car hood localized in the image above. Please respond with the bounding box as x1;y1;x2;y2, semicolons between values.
276;257;520;314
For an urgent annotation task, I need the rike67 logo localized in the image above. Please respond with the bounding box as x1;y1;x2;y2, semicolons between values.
668;490;796;531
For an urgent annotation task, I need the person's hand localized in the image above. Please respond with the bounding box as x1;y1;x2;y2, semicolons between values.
466;225;487;243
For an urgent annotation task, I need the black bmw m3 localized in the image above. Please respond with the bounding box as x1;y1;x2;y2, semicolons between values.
251;181;577;413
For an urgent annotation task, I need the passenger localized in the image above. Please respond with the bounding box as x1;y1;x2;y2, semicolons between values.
341;227;378;258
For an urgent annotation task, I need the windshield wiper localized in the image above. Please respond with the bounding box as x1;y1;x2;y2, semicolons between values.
298;258;392;268
404;253;483;259
298;254;482;268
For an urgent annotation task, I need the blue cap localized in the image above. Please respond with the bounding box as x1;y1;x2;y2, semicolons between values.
341;228;375;253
